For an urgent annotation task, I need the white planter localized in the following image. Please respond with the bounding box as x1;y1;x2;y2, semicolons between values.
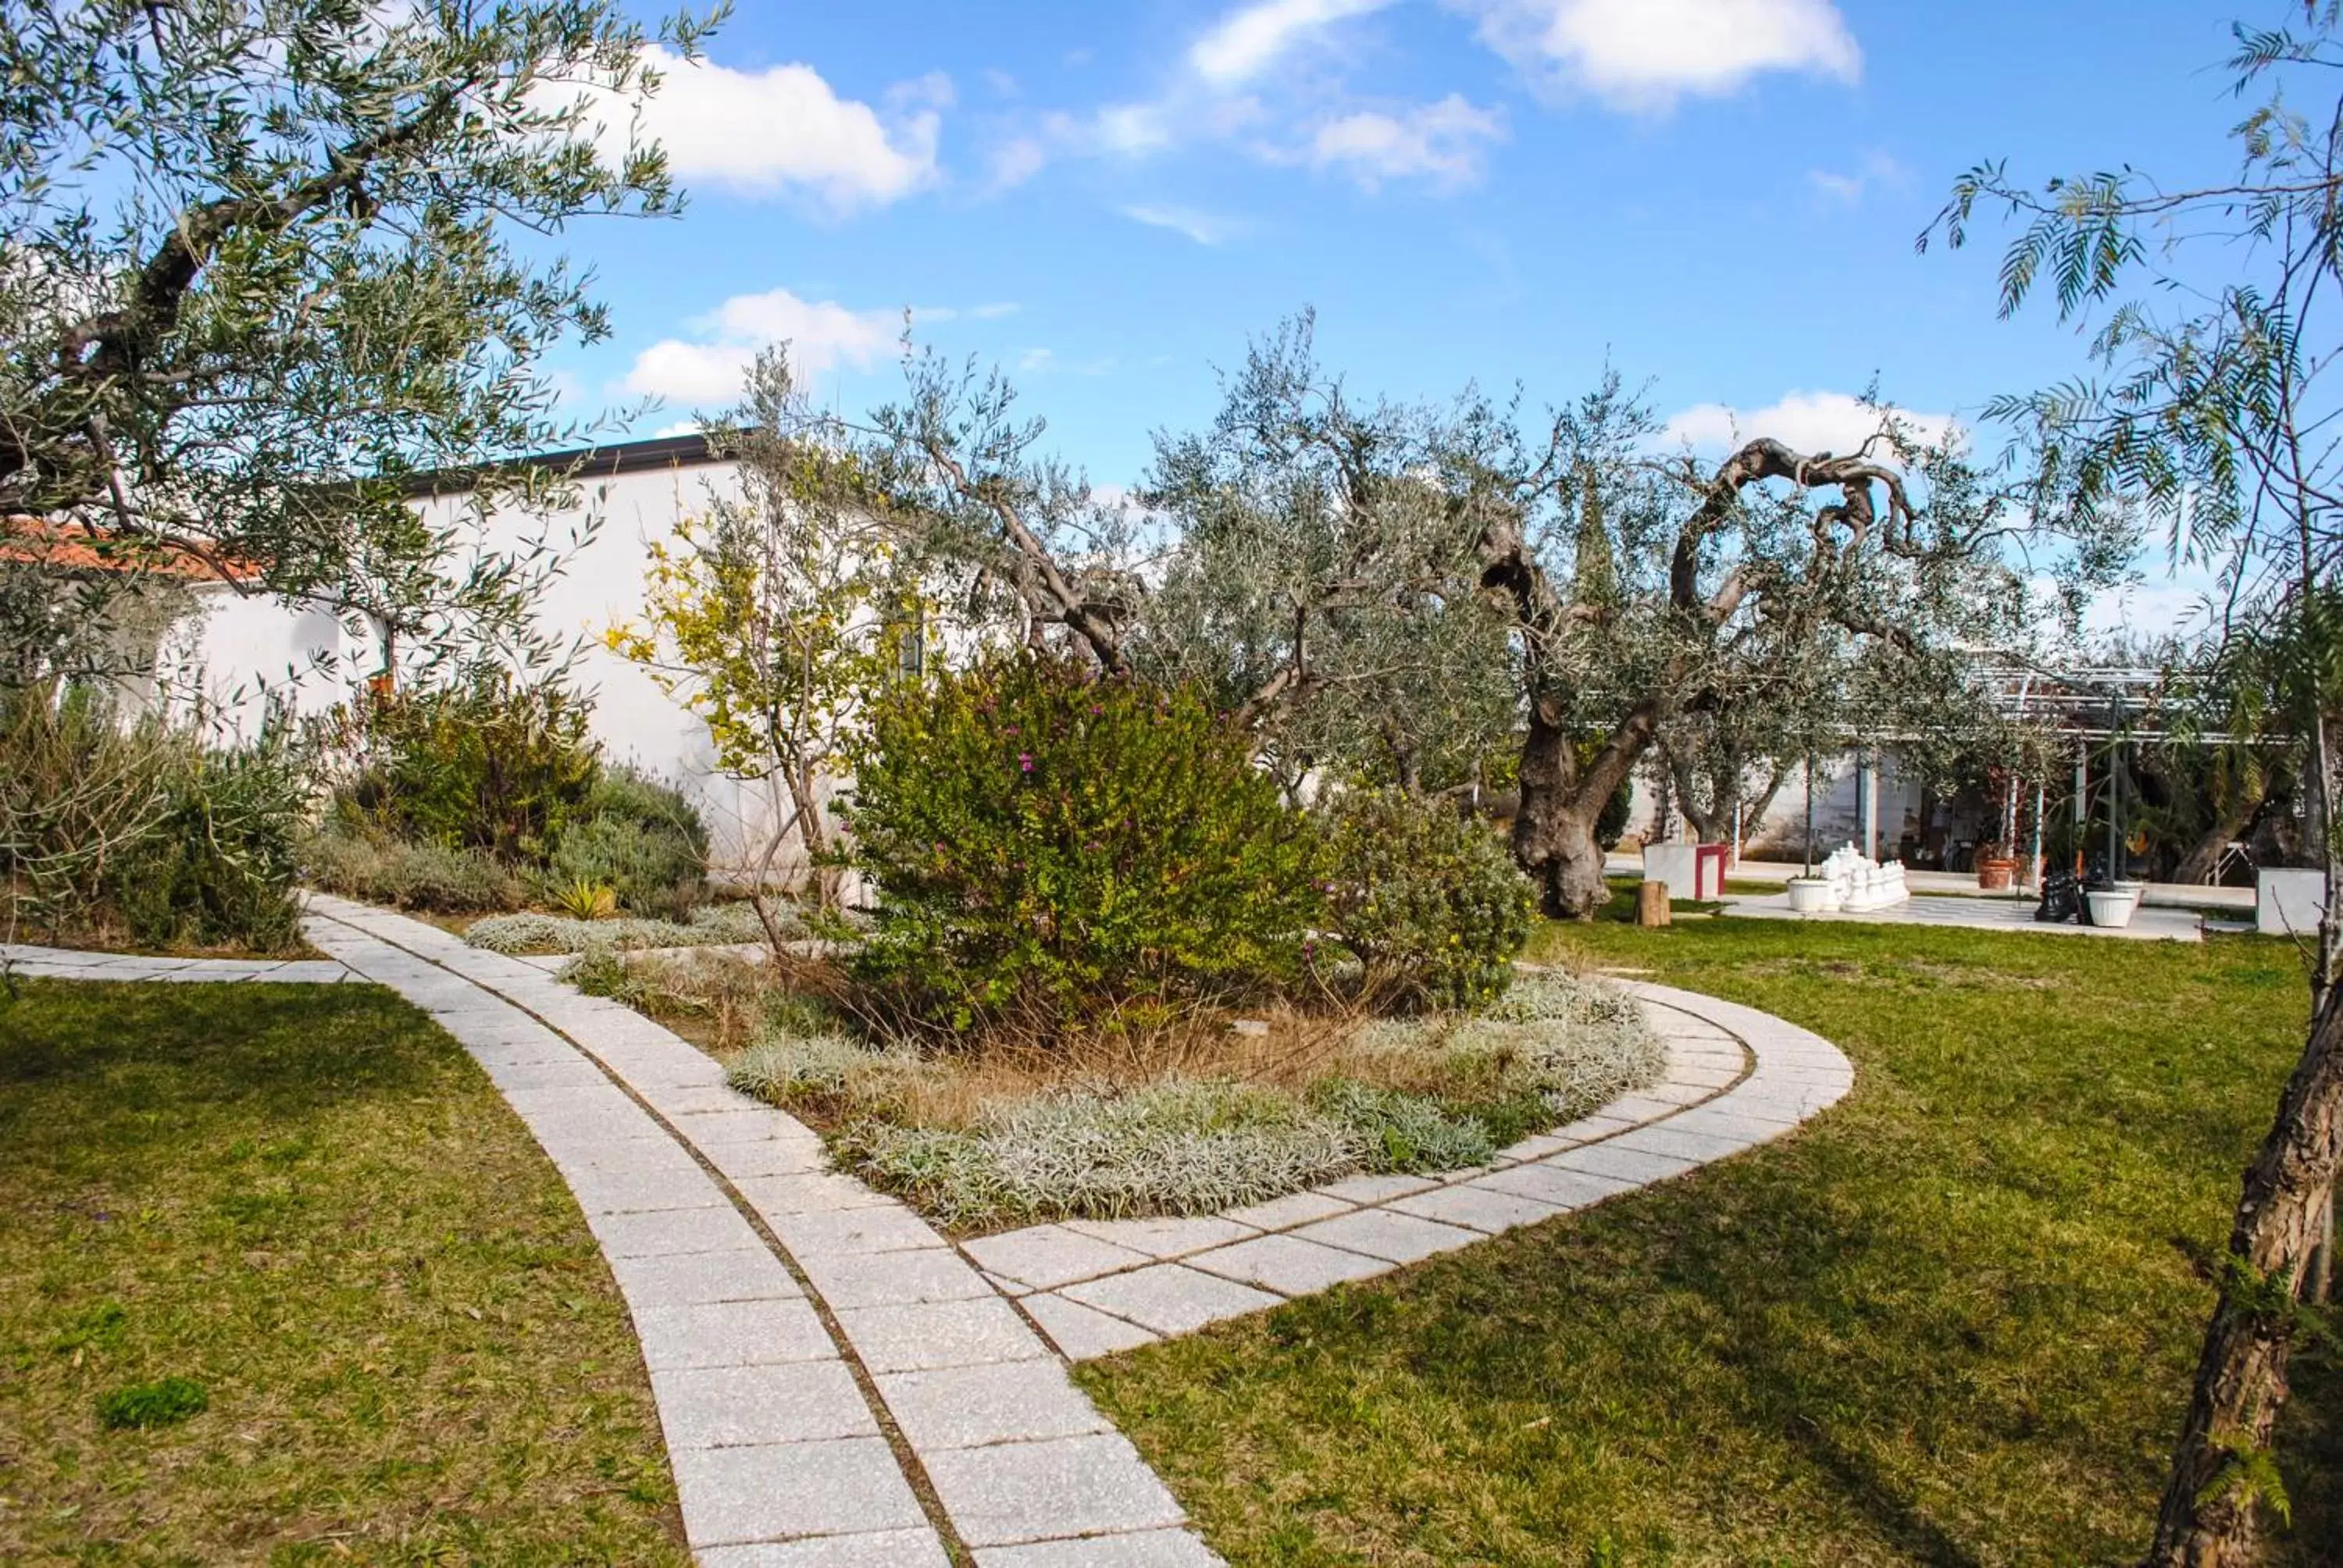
1785;878;1838;914
2087;889;2141;929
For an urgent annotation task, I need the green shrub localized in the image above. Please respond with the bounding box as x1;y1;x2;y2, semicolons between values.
728;1028;929;1108
580;766;709;856
841;653;1327;1032
301;821;526;913
836;1071;1521;1226
1311;1078;1498;1171
106;743;307;951
0;685;305;951
547;766;709;917
97;1375;207;1430
1320;786;1536;1010
841;1078;1363;1227
547;813;702;917
341;670;601;861
1351;970;1667;1128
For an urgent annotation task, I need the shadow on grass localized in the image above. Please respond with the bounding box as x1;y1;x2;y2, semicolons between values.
0;980;443;1169
1084;920;2340;1567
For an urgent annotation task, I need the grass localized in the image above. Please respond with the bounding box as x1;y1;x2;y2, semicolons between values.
0;979;689;1566
1079;915;2343;1567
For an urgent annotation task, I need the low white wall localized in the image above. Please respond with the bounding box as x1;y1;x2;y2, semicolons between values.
2260;868;2328;936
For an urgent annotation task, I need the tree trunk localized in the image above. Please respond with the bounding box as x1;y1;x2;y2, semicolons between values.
1515;702;1653;920
2172;794;2265;886
2145;714;2343;1565
1514;712;1609;919
2142;991;2343;1565
786;764;842;911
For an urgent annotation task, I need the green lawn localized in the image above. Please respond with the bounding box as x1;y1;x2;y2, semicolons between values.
1080;917;2343;1566
0;980;690;1566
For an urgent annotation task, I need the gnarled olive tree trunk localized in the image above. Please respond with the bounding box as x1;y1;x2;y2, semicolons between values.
1514;698;1654;921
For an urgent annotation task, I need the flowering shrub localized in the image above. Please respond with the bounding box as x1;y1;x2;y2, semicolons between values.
1319;786;1536;1011
840;653;1326;1032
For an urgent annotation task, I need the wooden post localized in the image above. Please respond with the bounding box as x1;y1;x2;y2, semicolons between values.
1637;881;1672;928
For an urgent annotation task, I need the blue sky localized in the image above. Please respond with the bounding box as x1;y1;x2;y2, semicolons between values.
546;0;2257;626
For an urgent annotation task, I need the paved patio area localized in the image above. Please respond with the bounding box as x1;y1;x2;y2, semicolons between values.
1717;890;2205;943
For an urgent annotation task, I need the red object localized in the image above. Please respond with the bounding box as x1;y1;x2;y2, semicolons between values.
1694;843;1729;900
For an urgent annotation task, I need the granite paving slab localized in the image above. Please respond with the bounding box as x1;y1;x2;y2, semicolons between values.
297;896;1214;1565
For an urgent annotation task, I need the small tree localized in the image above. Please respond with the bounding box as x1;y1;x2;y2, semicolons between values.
1924;9;2343;1558
608;351;901;929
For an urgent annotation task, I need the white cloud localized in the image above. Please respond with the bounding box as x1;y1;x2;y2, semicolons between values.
988;136;1050;189
589;47;943;211
1661;391;1958;457
1451;0;1860;110
1304;95;1507;190
1121;204;1241;244
1014;347;1115;377
985;0;1453;193
908;301;1024;323
2081;579;2218;640
620;289;896;407
1189;0;1396;88
1808;150;1910;205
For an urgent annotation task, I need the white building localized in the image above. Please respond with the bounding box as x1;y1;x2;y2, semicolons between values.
170;433;816;878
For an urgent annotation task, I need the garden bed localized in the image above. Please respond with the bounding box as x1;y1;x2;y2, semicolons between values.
567;945;1664;1234
461;899;788;956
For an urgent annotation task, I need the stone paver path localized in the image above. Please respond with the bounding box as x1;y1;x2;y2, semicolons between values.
969;978;1851;1357
16;906;1854;1566
298;895;1211;1568
2;941;355;982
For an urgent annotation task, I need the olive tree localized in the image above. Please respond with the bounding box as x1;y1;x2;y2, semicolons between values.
830;316;1517;788
1465;377;2053;918
0;0;717;681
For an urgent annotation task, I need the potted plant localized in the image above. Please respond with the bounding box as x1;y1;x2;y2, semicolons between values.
1975;843;2018;892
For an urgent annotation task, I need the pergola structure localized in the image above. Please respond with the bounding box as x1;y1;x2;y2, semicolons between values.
1970;656;2277;883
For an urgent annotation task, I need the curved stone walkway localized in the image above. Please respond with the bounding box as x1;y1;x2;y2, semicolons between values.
966;979;1853;1356
295;895;1210;1568
12;907;1853;1566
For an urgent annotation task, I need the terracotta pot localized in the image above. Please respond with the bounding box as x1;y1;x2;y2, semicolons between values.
1977;857;2017;892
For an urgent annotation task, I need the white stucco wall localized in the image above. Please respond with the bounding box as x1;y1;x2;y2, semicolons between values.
162;451;837;881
